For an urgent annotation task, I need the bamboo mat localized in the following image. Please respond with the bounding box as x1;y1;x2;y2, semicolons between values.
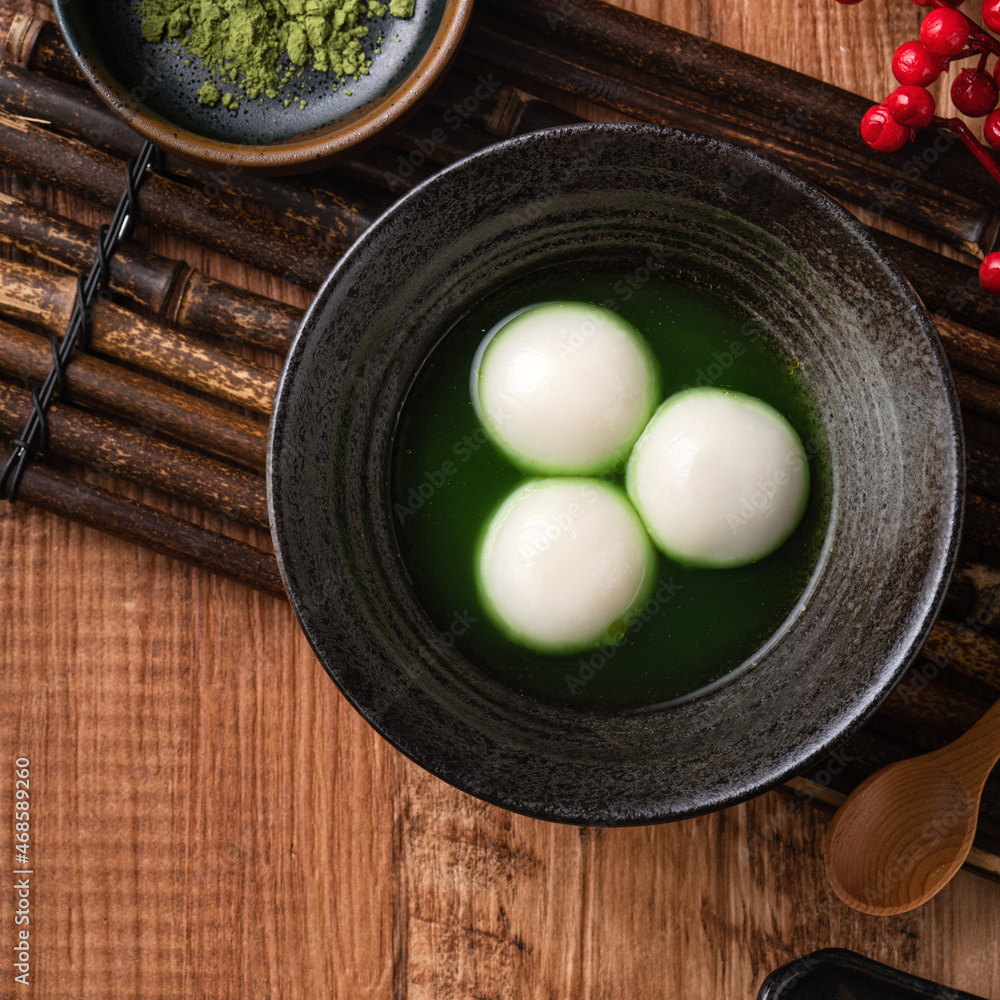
4;0;1000;887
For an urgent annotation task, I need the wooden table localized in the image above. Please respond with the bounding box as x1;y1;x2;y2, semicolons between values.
3;0;1000;997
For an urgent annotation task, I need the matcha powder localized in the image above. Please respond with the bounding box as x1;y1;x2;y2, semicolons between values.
140;0;417;108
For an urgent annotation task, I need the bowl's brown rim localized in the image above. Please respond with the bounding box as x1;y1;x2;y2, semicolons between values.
52;0;475;174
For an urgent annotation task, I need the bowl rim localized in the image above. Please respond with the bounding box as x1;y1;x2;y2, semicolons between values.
50;0;475;173
269;122;966;824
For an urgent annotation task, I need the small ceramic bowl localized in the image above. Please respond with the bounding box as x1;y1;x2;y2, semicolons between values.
51;0;473;174
268;123;964;825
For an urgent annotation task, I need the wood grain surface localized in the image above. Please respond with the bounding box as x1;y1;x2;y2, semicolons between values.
3;1;1000;998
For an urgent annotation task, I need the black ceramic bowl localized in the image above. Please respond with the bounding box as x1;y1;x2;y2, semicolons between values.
51;0;473;174
268;123;964;825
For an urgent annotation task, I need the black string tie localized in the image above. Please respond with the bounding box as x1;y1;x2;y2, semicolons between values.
0;139;160;503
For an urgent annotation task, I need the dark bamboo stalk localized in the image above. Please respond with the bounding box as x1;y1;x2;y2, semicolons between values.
484;0;870;149
388;107;496;167
463;13;999;258
0;318;267;470
969;444;1000;507
429;72;584;138
944;561;1000;630
480;0;999;214
871;229;1000;334
0;110;336;288
878;666;988;738
3;14;83;85
10;459;284;598
0;260;278;414
936;316;1000;387
0;379;267;529
0;191;302;351
0;64;379;248
958;494;1000;550
966;493;1000;552
331;143;438;196
922;615;1000;694
955;370;1000;426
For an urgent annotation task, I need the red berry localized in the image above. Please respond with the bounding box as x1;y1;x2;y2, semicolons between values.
892;41;944;87
919;9;969;57
984;0;1000;32
860;105;911;153
952;68;999;116
884;85;936;128
985;109;1000;148
979;253;1000;295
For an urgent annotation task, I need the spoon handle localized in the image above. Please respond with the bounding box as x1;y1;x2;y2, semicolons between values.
946;695;1000;793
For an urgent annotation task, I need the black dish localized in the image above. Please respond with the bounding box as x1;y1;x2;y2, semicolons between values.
757;949;987;1000
268;123;964;825
51;0;472;172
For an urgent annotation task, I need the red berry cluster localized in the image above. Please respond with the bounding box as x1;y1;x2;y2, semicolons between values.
837;0;1000;294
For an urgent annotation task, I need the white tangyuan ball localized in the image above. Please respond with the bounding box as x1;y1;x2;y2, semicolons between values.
473;301;659;474
626;388;809;568
477;478;656;653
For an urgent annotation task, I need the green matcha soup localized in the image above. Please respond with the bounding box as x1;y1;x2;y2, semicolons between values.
390;264;831;712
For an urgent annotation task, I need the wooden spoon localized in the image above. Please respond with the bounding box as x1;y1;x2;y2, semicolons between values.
823;697;1000;915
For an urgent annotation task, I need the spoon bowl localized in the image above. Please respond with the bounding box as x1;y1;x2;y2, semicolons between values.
825;757;977;915
824;698;1000;915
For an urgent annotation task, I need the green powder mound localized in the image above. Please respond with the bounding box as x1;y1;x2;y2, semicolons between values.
197;80;221;105
140;0;415;106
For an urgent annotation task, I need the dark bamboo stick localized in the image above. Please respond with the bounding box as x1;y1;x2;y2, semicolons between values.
0;64;378;248
955;370;1000;426
0;110;336;288
485;0;869;149
965;447;1000;540
430;71;583;137
388;107;496;167
871;229;1000;335
0;379;267;529
480;0;998;212
0;260;278;414
877;662;991;740
462;13;999;259
331;143;438;196
0;191;302;350
0;319;267;470
3;14;83;86
922;615;1000;695
945;562;1000;630
936;316;1000;387
966;493;1000;552
10;459;284;598
958;494;1000;550
969;444;1000;506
